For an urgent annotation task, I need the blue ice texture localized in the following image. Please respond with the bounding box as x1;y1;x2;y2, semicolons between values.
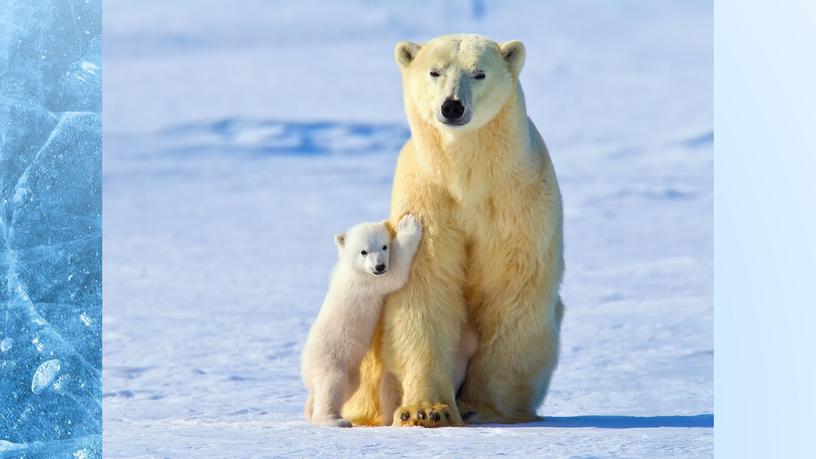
0;0;102;457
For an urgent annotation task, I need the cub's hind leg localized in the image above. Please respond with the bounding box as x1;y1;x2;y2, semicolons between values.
311;371;353;428
304;393;314;420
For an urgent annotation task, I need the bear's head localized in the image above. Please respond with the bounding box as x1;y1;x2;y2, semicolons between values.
334;221;393;277
395;34;525;132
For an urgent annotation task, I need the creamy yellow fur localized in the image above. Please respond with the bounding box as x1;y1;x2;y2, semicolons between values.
343;34;564;427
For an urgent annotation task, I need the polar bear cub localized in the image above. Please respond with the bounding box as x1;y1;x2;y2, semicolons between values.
301;214;422;427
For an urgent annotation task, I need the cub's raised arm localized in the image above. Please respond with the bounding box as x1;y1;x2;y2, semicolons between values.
380;214;422;293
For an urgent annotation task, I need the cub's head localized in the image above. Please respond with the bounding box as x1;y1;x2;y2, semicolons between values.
394;34;525;131
335;221;393;276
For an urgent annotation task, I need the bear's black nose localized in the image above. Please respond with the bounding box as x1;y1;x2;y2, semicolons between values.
441;98;465;121
375;264;386;273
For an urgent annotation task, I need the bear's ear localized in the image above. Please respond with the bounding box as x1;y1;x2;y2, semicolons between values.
334;233;345;248
499;40;526;77
395;41;422;69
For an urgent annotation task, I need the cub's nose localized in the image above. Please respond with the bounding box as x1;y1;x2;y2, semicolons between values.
374;264;386;273
441;98;465;121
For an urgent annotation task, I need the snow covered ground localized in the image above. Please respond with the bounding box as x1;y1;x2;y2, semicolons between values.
102;1;712;457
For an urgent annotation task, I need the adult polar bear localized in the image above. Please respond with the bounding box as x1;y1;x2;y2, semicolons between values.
343;34;564;427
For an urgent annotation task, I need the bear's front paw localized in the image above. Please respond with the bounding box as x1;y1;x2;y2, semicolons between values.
397;213;422;240
393;402;461;428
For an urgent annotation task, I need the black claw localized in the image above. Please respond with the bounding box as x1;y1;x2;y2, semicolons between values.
400;411;410;422
417;410;427;420
429;410;441;422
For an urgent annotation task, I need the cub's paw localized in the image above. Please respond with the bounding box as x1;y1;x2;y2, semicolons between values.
393;402;461;427
397;213;422;239
312;416;353;428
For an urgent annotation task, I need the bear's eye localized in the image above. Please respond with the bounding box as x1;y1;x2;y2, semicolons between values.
360;250;368;256
430;70;440;78
383;245;388;251
473;72;486;80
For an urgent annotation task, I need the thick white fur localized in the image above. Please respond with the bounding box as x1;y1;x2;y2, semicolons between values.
344;34;564;427
301;215;422;427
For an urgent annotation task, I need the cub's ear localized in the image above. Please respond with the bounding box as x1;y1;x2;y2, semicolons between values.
499;40;526;77
395;41;422;69
334;233;345;248
380;219;395;237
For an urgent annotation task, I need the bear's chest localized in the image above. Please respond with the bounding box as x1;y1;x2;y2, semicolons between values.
454;188;530;244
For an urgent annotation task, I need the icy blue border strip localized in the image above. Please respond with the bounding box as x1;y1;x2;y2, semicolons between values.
0;1;102;457
715;0;816;457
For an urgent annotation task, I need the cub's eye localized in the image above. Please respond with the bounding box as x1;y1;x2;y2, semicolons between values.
383;245;388;251
360;250;368;256
474;72;486;80
430;70;440;78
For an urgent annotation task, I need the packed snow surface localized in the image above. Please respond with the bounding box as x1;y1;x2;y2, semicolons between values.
103;1;712;457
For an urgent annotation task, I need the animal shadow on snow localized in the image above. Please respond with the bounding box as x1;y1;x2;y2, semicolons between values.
483;414;713;429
